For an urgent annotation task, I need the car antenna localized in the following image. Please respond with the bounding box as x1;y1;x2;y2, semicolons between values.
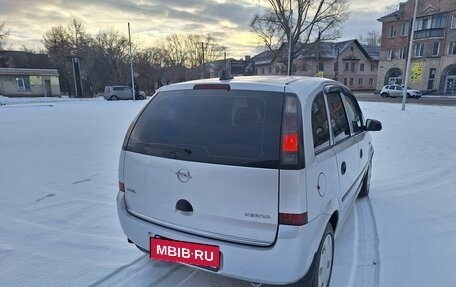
219;70;234;81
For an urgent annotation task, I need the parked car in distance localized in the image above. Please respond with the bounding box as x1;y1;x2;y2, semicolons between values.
380;84;422;98
103;86;146;101
117;75;382;287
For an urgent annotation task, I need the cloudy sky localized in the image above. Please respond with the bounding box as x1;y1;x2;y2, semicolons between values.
1;0;399;58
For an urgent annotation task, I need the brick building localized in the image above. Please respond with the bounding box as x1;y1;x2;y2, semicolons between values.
377;0;456;95
252;39;379;91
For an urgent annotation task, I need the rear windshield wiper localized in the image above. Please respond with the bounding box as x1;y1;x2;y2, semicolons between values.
135;143;192;155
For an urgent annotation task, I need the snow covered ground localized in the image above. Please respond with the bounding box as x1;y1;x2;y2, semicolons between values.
0;98;455;287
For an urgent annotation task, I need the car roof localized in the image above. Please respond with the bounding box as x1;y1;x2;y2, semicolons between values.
159;76;336;95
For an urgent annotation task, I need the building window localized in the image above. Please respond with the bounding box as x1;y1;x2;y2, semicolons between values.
414;43;424;57
343;78;347;85
358;78;363;86
350;62;355;71
349;78;354;86
427;68;436;90
430;13;446;29
360;63;364;71
399;47;406;59
344;63;349;71
16;77;31;91
387;48;394;60
389;25;396;38
318;62;324;71
401;22;409;36
452;14;456;29
261;68;265;74
371;64;377;72
432;42;440;56
369;78;374;86
449;42;456;55
415;18;430;31
268;66;272;73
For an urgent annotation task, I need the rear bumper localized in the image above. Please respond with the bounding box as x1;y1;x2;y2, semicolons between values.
117;192;328;285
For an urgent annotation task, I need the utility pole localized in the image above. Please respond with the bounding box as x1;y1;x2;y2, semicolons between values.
402;0;419;110
335;48;340;81
70;56;83;98
201;42;205;78
128;22;135;101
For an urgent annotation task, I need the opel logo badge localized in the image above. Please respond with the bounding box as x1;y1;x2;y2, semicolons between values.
176;168;192;183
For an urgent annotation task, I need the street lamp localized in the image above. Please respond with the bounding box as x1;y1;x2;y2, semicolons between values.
402;0;419;110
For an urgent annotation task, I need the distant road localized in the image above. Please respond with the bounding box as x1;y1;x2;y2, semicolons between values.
354;93;456;106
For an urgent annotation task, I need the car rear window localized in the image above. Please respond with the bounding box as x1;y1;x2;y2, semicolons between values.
126;89;285;168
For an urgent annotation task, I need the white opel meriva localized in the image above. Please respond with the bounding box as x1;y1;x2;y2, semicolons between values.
117;75;382;286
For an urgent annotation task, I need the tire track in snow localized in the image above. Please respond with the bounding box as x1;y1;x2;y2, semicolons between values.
87;255;211;287
352;198;380;287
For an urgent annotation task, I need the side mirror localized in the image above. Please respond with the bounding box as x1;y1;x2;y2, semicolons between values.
365;119;382;131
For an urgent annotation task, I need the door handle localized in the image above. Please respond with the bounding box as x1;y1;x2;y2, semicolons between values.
176;199;193;216
341;161;347;175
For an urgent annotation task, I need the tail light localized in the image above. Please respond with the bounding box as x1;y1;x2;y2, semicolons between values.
279;212;308;226
280;94;303;169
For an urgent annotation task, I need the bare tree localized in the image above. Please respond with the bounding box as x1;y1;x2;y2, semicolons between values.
89;30;131;90
358;30;381;46
201;34;226;65
1;22;10;67
43;24;74;94
132;47;168;94
251;0;349;74
157;33;225;69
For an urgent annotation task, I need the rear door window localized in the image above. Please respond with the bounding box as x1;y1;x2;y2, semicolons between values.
326;91;350;143
127;89;284;168
311;92;330;153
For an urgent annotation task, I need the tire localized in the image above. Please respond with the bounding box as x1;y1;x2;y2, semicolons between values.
381;93;388;98
110;95;118;101
311;223;335;287
137;95;145;100
358;160;372;198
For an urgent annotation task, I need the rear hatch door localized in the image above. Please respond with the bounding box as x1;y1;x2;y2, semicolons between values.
123;88;284;246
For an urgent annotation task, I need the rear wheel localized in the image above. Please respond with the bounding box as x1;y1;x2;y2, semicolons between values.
381;93;388;98
110;95;118;101
312;224;334;287
358;160;372;198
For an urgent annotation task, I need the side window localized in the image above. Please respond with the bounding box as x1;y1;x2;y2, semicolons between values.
343;93;364;134
311;92;330;153
326;92;350;143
